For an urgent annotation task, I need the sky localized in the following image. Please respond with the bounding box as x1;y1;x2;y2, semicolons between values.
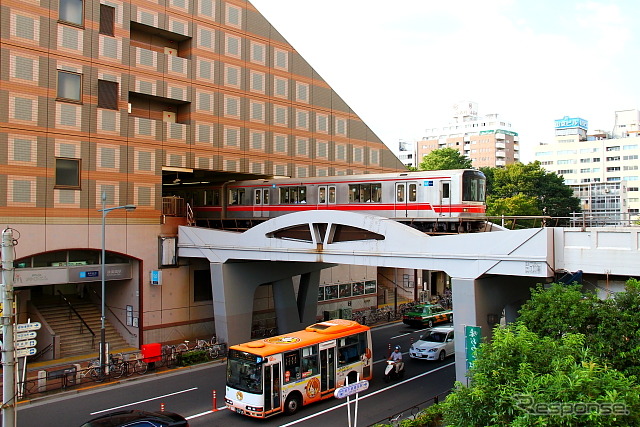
250;0;640;163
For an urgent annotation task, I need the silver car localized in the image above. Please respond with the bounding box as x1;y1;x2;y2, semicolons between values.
409;327;454;361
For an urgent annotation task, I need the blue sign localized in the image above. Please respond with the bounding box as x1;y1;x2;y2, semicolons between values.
80;271;99;278
555;116;588;130
150;270;162;285
424;180;433;187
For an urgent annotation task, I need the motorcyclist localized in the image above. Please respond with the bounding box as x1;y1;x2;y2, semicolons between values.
388;345;404;374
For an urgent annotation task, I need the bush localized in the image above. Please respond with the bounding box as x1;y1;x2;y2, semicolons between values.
178;349;209;366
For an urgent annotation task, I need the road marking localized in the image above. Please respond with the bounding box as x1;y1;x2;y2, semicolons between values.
90;387;198;415
391;327;429;339
188;362;455;423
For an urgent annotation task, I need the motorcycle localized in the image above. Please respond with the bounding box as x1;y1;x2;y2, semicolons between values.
383;360;405;382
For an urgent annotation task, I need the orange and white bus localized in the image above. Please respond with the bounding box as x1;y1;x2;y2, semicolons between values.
225;319;373;418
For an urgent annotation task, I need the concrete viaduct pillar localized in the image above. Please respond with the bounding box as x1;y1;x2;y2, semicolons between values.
451;275;547;383
210;261;333;346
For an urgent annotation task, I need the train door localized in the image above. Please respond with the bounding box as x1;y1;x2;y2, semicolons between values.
440;180;451;216
395;182;417;217
253;188;268;217
319;341;336;396
263;362;282;413
318;186;327;209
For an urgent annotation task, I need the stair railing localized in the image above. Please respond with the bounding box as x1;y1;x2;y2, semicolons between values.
87;287;137;340
57;290;96;348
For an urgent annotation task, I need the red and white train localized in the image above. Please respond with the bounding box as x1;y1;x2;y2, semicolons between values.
184;169;487;232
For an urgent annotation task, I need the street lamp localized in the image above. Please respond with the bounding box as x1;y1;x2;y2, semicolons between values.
99;191;136;371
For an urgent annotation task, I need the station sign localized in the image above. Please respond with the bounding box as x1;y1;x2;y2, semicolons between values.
16;331;37;340
16;322;41;332
16;348;37;357
16;339;37;349
334;380;369;399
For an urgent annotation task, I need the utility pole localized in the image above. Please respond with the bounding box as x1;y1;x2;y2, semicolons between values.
1;228;17;427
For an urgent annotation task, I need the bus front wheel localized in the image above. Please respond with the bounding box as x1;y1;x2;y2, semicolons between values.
284;394;301;415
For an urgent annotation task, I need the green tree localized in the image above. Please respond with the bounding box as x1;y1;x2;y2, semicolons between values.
417;148;472;170
489;162;581;217
517;283;601;339
442;324;640;426
592;279;640;378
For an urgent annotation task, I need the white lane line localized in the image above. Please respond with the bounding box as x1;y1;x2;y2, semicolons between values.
187;362;455;423
279;362;455;427
391;328;429;339
90;387;199;415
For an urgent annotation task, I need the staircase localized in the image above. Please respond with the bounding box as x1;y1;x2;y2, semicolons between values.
34;297;131;359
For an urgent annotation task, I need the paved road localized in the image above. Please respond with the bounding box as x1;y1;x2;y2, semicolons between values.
16;322;456;426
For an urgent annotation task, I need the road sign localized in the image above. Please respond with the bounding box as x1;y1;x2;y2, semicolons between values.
16;322;41;332
16;331;37;340
16;339;37;350
334;380;369;399
16;347;37;357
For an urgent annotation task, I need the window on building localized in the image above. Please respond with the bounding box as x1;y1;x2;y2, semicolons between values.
99;4;115;36
97;80;118;109
55;158;80;188
57;71;82;101
59;0;83;25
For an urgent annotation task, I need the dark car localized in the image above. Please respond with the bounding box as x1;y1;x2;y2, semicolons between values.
80;410;189;427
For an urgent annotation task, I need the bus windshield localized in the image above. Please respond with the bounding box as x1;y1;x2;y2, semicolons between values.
226;350;263;394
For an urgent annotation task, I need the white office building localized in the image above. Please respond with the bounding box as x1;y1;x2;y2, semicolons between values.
534;111;640;224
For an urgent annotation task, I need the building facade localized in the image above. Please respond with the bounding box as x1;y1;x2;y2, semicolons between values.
416;101;520;168
0;0;405;358
533;112;640;224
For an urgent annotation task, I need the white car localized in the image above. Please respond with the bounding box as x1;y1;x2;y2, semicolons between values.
409;327;454;361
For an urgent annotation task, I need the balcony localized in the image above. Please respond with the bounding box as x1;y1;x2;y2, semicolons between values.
496;150;506;158
496;142;506;149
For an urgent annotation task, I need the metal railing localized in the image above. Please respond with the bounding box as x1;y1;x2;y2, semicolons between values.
57;291;95;348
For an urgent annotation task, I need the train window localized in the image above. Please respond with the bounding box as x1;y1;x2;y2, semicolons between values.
229;188;245;205
279;186;306;203
396;184;405;202
329;186;336;204
348;185;359;202
409;183;417;202
442;183;450;199
263;190;269;205
348;183;381;203
371;184;382;202
319;187;326;203
255;190;261;204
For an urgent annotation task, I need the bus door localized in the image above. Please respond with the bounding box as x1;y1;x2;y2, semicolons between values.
319;341;336;395
253;188;269;217
395;182;417;218
440;180;451;217
263;362;281;413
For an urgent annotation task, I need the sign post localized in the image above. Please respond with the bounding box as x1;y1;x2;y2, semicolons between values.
465;325;482;374
1;228;17;427
334;376;369;427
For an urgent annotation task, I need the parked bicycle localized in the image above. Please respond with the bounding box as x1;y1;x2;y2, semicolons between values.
79;359;105;383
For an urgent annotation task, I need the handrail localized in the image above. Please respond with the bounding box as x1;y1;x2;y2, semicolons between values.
88;287;137;339
56;291;96;344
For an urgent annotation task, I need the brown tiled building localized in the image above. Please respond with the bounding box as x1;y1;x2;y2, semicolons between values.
0;0;404;358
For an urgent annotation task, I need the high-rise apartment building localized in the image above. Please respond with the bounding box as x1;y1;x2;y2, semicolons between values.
416;101;520;168
533;112;640;224
0;0;405;357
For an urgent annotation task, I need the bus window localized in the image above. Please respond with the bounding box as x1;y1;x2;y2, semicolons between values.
284;350;301;383
301;345;318;378
226;350;263;394
337;335;360;366
329;186;336;204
